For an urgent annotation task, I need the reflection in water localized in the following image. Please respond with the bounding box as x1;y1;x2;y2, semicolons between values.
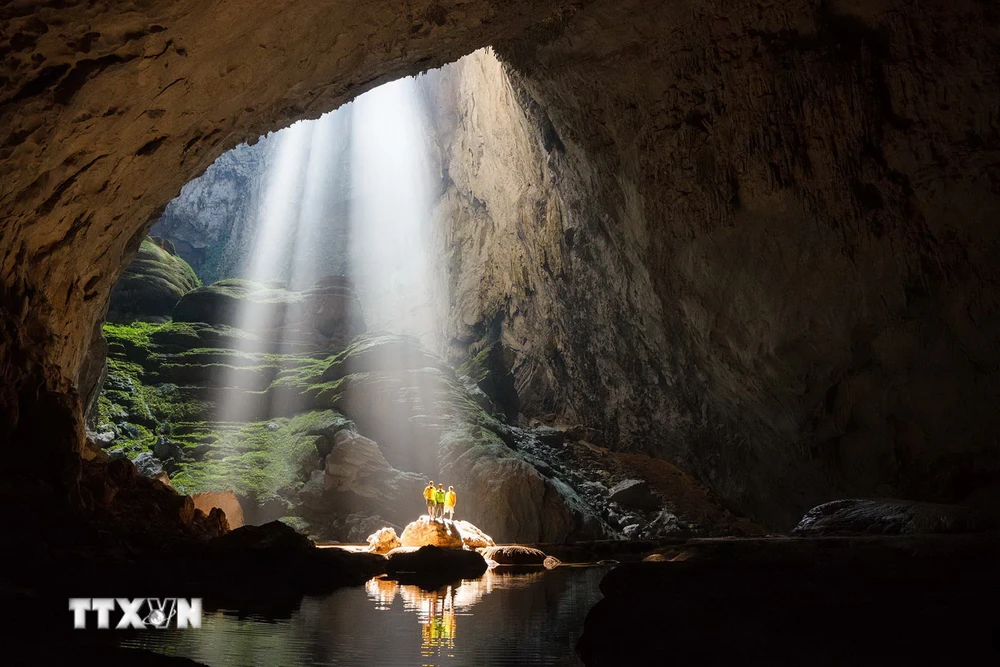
118;567;607;666
366;570;550;664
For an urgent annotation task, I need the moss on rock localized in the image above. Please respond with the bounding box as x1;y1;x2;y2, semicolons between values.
107;238;200;323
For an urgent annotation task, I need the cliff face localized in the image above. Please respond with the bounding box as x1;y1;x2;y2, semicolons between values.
2;0;999;529
423;9;1000;526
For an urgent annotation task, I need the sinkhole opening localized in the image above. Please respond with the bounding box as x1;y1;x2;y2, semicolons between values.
91;47;729;546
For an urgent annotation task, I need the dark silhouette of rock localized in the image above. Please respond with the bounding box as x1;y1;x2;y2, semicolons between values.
578;535;1000;666
385;545;488;580
792;498;995;536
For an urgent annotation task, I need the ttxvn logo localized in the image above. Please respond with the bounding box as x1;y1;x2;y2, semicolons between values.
69;598;202;629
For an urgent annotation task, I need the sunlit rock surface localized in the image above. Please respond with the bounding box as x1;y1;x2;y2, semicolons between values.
454;520;495;549
367;527;402;554
400;517;465;548
397;517;496;549
192;490;245;529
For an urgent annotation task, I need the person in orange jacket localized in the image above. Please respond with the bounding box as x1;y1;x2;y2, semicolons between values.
444;486;457;520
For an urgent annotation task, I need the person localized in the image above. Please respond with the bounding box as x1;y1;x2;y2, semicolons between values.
424;481;436;518
434;483;446;520
444;486;457;520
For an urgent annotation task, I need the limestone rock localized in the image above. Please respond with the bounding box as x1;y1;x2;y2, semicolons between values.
479;545;549;566
132;452;164;479
399;517;464;549
608;479;660;512
107;238;200;323
792;499;995;536
192;491;245;529
454;520;495;549
367;527;402;554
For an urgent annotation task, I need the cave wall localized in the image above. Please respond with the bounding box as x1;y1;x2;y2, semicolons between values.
426;1;1000;526
2;0;999;528
0;0;576;493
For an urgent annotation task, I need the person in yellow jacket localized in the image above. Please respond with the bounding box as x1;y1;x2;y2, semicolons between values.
444;486;457;520
434;484;446;520
424;481;436;518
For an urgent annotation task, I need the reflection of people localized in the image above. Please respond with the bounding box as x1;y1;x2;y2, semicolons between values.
434;484;446;520
424;481;436;517
444;486;457;520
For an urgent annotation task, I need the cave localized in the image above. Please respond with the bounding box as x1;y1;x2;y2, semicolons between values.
2;1;999;665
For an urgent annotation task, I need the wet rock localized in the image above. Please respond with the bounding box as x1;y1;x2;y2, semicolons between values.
192;491;245;529
480;545;549;566
792;498;995;536
399;517;464;548
367;527;402;554
607;479;659;512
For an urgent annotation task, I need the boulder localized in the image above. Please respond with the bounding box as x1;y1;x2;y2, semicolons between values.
107;237;201;323
479;545;549;566
454;520;495;549
192;491;245;529
367;527;402;554
385;545;488;579
153;435;185;461
211;520;313;554
399;517;464;548
792;499;995;536
608;479;660;511
132;452;164;479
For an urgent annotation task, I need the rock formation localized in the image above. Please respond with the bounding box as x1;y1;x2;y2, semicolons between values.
107;237;200;324
192;490;245;529
400;517;465;549
366;527;402;554
480;545;549;566
395;516;496;549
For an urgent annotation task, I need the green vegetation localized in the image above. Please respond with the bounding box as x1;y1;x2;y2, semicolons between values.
457;346;492;383
169;410;352;501
107;239;200;323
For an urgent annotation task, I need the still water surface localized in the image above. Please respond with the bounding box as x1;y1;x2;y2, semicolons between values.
120;565;609;666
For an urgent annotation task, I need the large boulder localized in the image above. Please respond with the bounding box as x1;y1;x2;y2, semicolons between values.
793;499;995;536
480;545;549;566
454;520;495;549
192;491;245;529
107;237;201;323
367;527;402;554
608;479;660;512
399;517;464;548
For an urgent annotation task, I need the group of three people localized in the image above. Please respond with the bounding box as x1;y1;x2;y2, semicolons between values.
423;482;457;521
